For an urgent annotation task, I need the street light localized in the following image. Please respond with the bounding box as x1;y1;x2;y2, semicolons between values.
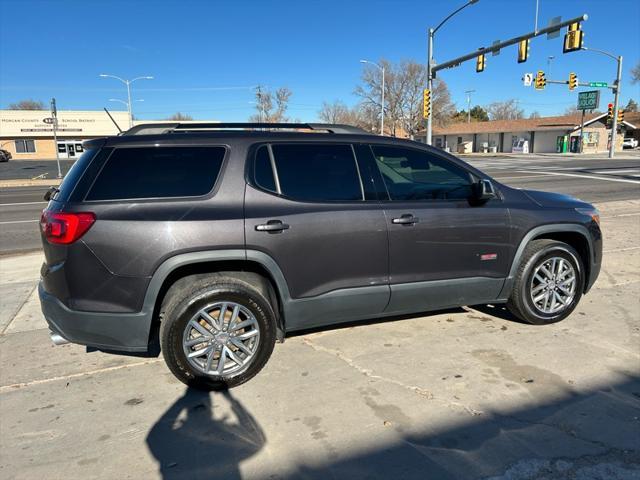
99;74;153;128
109;98;144;111
360;60;385;135
581;47;623;159
426;0;480;145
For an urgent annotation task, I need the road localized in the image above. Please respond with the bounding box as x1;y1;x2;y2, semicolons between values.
0;159;74;180
1;153;639;256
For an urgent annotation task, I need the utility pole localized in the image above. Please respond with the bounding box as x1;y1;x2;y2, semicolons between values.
256;86;264;123
465;89;475;123
50;98;62;178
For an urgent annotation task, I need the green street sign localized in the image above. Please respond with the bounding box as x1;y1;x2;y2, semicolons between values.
578;90;600;111
589;82;608;87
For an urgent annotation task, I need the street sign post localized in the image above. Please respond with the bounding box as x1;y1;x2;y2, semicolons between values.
577;90;600;111
588;82;608;88
577;90;599;154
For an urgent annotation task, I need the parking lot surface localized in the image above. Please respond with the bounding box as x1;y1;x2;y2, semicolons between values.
0;155;639;479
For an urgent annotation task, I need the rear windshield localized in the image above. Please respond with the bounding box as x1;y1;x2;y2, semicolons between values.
52;148;98;202
85;146;225;201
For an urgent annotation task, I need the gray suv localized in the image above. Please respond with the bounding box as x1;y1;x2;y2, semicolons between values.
39;123;602;389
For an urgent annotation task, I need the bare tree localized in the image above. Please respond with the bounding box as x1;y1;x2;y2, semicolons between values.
487;99;524;120
8;99;45;110
529;111;541;119
165;112;193;120
355;59;454;137
631;62;640;84
625;99;638;112
318;101;352;124
250;87;292;122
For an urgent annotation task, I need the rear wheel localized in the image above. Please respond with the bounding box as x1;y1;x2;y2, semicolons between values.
507;240;584;325
160;274;276;390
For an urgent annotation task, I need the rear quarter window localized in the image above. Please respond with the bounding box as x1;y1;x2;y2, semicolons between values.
52;148;98;203
85;146;225;201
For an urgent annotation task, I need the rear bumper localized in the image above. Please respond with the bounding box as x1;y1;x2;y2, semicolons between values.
39;282;151;352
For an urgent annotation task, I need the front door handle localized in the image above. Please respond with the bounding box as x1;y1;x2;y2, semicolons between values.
392;214;418;225
255;220;290;233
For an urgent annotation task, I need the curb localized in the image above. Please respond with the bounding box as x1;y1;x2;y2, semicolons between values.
0;179;62;188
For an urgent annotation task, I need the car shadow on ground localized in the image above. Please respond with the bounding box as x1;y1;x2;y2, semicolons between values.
145;375;640;479
285;373;640;479
146;387;265;480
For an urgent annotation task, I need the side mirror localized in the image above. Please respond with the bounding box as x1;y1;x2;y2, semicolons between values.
475;179;497;201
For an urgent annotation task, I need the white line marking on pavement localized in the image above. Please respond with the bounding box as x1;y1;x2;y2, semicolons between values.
603;246;640;253
515;170;640;184
491;175;551;181
591;169;640;175
602;213;640;218
0;359;163;392
0;201;47;206
0;220;39;225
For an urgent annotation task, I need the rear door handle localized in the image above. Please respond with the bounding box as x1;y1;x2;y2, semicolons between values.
392;214;418;225
255;220;290;233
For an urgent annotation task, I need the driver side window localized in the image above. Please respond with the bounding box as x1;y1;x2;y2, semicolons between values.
370;145;473;201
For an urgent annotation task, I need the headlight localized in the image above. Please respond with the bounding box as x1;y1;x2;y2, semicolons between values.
576;207;600;226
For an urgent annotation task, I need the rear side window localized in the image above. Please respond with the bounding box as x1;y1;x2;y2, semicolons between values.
86;146;225;201
254;146;277;192
269;144;363;202
53;148;98;202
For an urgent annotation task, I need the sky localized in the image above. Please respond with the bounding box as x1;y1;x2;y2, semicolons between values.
1;0;639;122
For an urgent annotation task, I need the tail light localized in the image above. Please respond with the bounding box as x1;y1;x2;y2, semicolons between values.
40;211;96;245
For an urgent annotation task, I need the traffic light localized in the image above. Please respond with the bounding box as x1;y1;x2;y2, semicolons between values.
476;53;486;72
534;71;546;90
517;39;529;63
563;22;584;53
568;72;578;91
618;109;624;123
607;103;614;120
423;88;431;119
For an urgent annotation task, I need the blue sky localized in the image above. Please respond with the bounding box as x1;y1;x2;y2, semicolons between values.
1;0;639;121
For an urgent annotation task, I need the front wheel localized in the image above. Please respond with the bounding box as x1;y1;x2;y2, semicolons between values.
160;274;277;390
507;240;584;325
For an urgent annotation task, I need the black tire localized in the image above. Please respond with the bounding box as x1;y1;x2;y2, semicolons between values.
506;239;584;325
159;273;277;390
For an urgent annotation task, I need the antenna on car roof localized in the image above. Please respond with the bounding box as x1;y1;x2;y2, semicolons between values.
103;107;123;134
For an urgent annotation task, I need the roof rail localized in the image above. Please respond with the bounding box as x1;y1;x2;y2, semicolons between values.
122;122;371;136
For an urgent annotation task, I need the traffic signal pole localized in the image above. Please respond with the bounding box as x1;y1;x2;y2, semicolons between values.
425;13;588;144
580;47;623;158
426;27;434;145
609;56;623;159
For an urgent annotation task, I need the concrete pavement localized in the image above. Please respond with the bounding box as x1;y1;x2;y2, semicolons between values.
0;199;638;479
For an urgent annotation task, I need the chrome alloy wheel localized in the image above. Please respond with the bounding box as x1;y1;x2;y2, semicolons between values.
182;301;260;377
530;256;577;314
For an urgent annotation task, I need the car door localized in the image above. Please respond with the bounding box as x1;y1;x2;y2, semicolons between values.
365;144;512;314
244;142;390;330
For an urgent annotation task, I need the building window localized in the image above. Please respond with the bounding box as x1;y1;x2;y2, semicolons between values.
15;139;36;153
457;137;462;145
